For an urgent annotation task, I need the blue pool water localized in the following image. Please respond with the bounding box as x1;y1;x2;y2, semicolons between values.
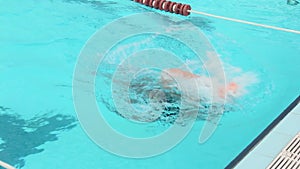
0;0;299;168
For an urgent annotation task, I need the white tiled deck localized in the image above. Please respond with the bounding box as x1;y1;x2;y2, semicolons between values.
235;101;300;169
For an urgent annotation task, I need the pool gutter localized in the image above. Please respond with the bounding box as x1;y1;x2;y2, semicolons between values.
225;95;300;169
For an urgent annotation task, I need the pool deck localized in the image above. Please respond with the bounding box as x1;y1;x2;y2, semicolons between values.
227;96;300;169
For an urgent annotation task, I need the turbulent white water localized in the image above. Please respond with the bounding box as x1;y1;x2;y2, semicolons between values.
95;35;258;125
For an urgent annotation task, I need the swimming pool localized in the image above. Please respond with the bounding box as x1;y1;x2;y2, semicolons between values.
0;0;299;168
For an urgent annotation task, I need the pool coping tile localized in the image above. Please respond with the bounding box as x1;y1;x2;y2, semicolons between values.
232;99;300;169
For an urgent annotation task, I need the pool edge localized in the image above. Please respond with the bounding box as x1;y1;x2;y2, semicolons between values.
225;95;300;169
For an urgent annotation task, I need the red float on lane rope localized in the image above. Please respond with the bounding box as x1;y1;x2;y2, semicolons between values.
133;0;192;16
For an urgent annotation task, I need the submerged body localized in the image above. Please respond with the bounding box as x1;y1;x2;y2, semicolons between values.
161;68;239;100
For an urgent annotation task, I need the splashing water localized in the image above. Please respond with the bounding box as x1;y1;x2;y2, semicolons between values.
95;34;258;125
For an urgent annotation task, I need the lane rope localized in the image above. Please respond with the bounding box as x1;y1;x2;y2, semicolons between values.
133;0;300;35
189;9;300;35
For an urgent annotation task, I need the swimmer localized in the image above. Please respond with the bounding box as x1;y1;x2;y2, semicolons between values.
160;68;239;99
161;68;200;79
